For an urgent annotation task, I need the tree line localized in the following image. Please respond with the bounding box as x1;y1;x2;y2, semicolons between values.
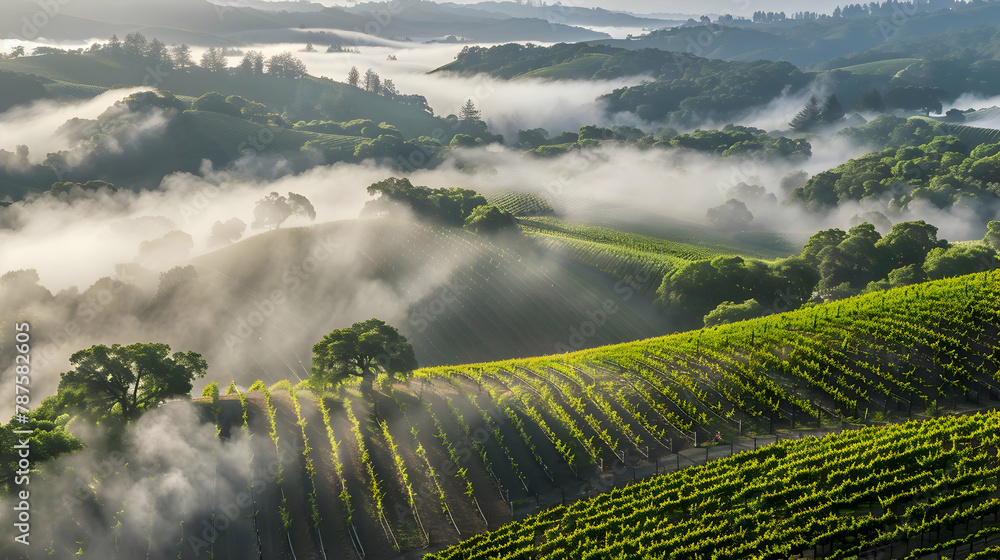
86;33;308;79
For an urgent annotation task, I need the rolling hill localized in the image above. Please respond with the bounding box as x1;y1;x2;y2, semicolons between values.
0;54;448;139
833;57;922;76
0;0;608;45
181;218;671;375
13;267;1000;559
429;411;1000;559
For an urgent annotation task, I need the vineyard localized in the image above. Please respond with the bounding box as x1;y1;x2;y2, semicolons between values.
18;269;1000;559
485;191;555;216
519;216;795;296
428;411;1000;559
934;121;1000;148
42;80;110;99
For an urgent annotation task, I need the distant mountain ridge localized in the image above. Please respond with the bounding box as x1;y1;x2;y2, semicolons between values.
0;0;608;44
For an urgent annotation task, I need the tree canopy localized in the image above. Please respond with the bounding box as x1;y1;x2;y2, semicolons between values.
56;343;207;422
363;177;487;227
251;192;316;230
464;204;518;235
311;319;417;389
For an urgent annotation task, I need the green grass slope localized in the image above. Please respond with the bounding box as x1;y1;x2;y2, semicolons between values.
833;57;922;75
513;53;613;80
183;110;364;159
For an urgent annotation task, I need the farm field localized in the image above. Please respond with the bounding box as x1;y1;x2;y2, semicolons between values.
40;268;998;559
519;216;795;297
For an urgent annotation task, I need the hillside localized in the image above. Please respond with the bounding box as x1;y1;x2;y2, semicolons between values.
833;57;922;76
518;216;793;298
0;54;447;139
0;0;607;44
183;218;668;373
14;268;1000;559
433;42;812;124
429;411;1000;559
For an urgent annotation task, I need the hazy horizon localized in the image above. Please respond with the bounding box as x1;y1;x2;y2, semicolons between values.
311;0;846;17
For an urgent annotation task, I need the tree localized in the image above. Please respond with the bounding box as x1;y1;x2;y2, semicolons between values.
347;65;360;87
237;50;265;76
106;34;123;58
517;128;549;149
578;125;614;142
122;32;148;61
171;44;194;69
818;223;882;290
56;343;207;422
9;45;24;58
857;89;885;112
311;319;417;389
820;93;844;123
450;134;478;148
984;221;1000;251
789;95;822;131
460;99;482;123
137;230;194;265
381;78;398;98
191;91;241;117
875;220;945;272
703;299;764;327
206;218;247;248
304;42;316;52
464;204;517;235
266;52;307;78
251;191;316;230
363;68;381;92
923;244;997;280
267;52;306;80
706;199;753;230
201;47;227;72
146;38;173;69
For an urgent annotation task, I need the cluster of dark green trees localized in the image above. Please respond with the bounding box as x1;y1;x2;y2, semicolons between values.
657;219;1000;328
0;315;423;493
600;58;809;124
362;177;517;234
788;94;845;131
655;254;819;330
86;33;308;79
802;220;999;297
0;342;207;493
441;42;814;125
795;123;1000;225
516;123;812;161
192;91;287;127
